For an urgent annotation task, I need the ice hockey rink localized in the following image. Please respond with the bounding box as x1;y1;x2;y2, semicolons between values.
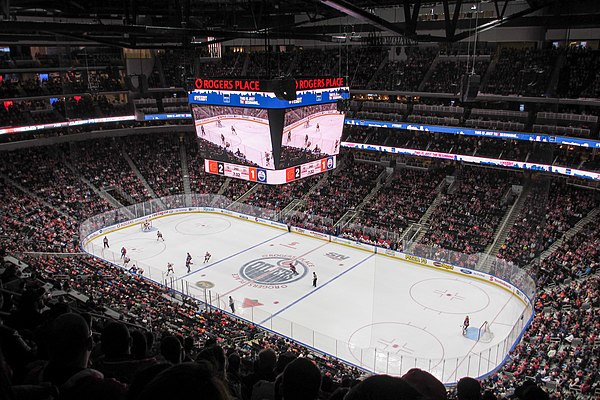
85;212;531;383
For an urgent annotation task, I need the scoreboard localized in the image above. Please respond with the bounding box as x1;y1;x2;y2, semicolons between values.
190;76;348;185
205;156;336;184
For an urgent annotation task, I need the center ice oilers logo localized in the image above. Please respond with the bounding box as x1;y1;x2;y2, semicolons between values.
238;256;308;286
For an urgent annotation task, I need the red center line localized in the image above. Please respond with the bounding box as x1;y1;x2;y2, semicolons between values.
221;241;331;297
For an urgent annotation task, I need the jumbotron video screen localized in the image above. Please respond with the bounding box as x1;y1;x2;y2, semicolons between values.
192;105;274;169
189;77;349;184
280;103;344;169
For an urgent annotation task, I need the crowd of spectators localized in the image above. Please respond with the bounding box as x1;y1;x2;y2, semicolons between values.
122;133;185;197
185;137;227;195
2;49;123;69
1;43;599;398
298;156;384;224
2;244;586;399
343;47;389;89
0;147;113;222
245;175;322;213
420;167;521;254
557;47;600;99
64;138;152;205
483;48;558;97
204;50;246;78
3;45;600;153
0;95;133;130
530;213;600;286
348;166;450;245
368;47;437;91
342;125;600;170
290;48;339;78
0;68;125;98
0;252;366;400
0;134;598;399
245;51;295;78
423;59;490;94
221;180;256;203
498;180;598;266
484;276;598;398
0;184;77;253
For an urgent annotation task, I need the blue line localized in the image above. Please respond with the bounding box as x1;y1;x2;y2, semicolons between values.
259;253;375;325
175;231;289;281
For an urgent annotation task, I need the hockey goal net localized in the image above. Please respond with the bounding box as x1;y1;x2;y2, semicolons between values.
477;321;494;343
141;219;153;231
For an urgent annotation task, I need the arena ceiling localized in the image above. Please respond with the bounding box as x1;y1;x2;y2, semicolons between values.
0;0;598;48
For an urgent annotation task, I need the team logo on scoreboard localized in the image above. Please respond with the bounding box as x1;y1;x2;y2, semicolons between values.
326;157;334;169
257;169;267;183
234;256;308;288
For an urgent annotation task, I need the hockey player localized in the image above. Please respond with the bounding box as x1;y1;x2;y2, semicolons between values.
157;231;164;241
463;316;470;335
315;123;320;133
204;251;212;263
103;236;109;249
231;125;237;135
229;296;235;313
120;247;126;259
312;272;318;287
200;125;206;136
166;262;174;276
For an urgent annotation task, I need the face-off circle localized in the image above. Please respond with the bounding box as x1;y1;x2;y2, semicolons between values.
409;278;490;314
175;216;231;235
347;322;445;372
239;256;308;285
117;238;166;260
